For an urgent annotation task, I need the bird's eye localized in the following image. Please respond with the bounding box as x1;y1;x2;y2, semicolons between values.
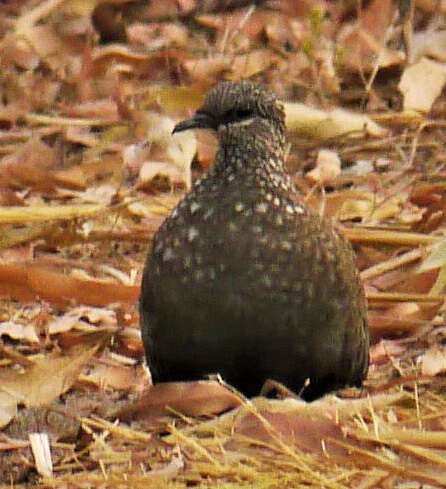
233;109;252;120
220;108;254;126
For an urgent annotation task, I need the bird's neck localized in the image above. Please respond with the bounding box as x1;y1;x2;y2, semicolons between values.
212;121;286;177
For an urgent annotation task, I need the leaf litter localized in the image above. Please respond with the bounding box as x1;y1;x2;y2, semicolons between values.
1;0;446;487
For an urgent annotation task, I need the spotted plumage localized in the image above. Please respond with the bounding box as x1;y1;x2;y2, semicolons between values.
140;81;369;401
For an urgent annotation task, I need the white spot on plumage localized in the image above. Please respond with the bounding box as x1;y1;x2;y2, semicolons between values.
255;202;268;213
281;241;292;251
190;202;200;214
280;278;289;288
273;197;280;206
252;225;262;234
262;275;272;287
229;222;238;232
187;227;199;242
162;248;175;262
204;208;214;220
154;241;163;253
235;202;244;212
286;205;294;214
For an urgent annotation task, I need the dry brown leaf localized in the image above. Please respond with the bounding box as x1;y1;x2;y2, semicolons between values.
416;0;446;13
53;165;88;189
285;103;388;139
418;239;446;273
230;398;346;457
148;86;203;113
57;185;117;205
0;391;18;429
141;111;196;188
412;29;446;63
0;322;39;343
0;345;99;407
1;33;40;70
0;137;56;189
127;381;242;418
0;204;104;224
59;99;119;121
192;393;409;458
399;58;446;113
64;126;97;148
137;161;185;190
336;0;403;72
15;17;76;72
80;363;149;391
370;339;406;365
306;149;341;184
127;23;188;50
183;55;230;81
47;306;117;334
419;346;446;376
229;49;272;79
0;264;139;306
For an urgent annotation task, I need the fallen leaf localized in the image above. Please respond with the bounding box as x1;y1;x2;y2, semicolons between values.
0;391;18;429
228;49;272;79
336;0;403;72
412;29;446;63
0;137;56;189
0;345;99;407
127;23;188;50
57;185;117;205
415;0;446;13
419;346;446;376
418;239;446;273
0;263;139;306
137;161;186;190
370;339;407;365
399;57;446;113
0;204;104;224
183;392;409;458
0;322;39;343
307;149;341;184
285;103;388;139
80;363;149;391
123;381;242;419
47;306;117;334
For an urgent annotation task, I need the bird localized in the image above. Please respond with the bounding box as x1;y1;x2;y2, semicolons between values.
139;81;369;401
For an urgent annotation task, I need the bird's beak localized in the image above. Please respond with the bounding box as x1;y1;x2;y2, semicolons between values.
172;111;216;134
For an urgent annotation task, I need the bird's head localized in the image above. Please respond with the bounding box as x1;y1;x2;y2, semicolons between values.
172;81;285;138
